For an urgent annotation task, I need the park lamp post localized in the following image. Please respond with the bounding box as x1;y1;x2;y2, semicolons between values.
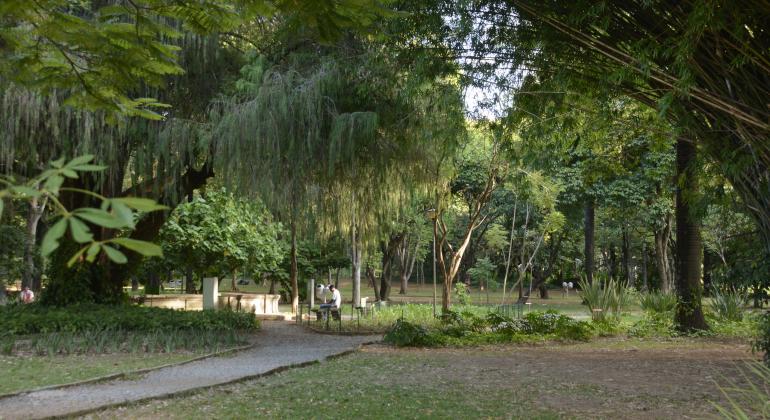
425;208;438;317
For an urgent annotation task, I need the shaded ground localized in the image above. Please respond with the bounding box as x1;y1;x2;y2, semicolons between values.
0;322;376;420
84;338;759;419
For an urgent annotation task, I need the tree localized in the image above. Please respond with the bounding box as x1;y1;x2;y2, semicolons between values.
1;2;390;304
160;187;283;291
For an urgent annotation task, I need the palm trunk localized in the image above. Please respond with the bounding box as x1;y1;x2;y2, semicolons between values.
674;138;708;332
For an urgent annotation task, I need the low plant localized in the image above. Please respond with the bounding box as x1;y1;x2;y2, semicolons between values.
578;276;634;321
628;313;676;338
386;309;593;347
0;303;260;336
639;291;677;314
710;287;747;322
384;319;442;347
454;283;471;305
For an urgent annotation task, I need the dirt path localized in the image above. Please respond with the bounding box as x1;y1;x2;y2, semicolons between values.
0;322;378;420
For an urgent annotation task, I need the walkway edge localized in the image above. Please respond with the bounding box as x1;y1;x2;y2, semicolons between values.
0;343;257;401
54;340;381;419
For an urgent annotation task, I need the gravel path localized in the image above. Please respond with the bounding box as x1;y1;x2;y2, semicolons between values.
0;322;379;419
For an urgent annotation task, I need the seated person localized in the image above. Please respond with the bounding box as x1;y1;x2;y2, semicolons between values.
319;285;341;317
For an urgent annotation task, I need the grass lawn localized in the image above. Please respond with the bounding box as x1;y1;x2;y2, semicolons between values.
88;338;758;419
0;353;196;395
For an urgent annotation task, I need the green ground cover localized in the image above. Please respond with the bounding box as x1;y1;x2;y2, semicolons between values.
90;351;561;419
0;353;194;395
90;338;758;419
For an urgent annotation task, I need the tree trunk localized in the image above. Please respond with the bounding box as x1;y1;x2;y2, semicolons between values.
584;198;595;284
674;138;708;332
131;277;138;292
398;245;417;295
654;213;673;292
22;195;47;292
146;271;161;295
378;234;404;301
269;277;276;294
621;225;631;285
335;267;341;289
641;241;649;291
185;266;196;294
350;225;361;309
289;221;299;314
366;265;379;298
230;268;238;292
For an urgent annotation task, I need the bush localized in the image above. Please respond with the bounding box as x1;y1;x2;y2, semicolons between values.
639;291;677;314
628;313;676;338
454;283;471;305
384;319;444;347
386;309;593;347
578;277;633;321
0;303;260;336
710;287;747;322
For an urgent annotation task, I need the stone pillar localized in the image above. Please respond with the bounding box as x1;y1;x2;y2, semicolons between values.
203;277;218;310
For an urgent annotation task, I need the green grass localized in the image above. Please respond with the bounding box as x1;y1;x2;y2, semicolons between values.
0;353;194;395
93;351;561;419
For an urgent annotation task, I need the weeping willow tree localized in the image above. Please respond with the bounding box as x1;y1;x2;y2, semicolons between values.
213;35;466;312
0;32;240;302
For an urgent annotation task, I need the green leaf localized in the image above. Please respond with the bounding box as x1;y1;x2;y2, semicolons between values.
51;157;65;169
68;217;94;243
0;199;3;219
10;186;40;197
111;201;135;228
73;208;129;229
60;168;79;179
41;218;68;257
65;155;95;167
111;238;163;257
102;245;128;264
86;243;101;262
70;164;107;172
44;174;65;193
112;197;168;212
66;246;89;267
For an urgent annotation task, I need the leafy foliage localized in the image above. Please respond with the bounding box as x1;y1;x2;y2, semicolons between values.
639;291;678;315
710;287;747;322
0;303;258;336
385;309;592;347
0;155;165;266
159;187;284;280
0;0;389;118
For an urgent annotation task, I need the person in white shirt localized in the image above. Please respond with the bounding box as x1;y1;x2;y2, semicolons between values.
320;285;341;308
20;286;34;304
319;285;341;319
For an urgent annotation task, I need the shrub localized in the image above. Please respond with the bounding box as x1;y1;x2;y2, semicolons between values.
453;283;471;305
384;319;443;347
710;287;747;322
578;277;633;321
0;303;260;336
639;291;677;314
628;313;676;338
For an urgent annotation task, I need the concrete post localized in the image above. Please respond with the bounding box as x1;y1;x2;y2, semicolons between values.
309;278;315;309
203;277;218;310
